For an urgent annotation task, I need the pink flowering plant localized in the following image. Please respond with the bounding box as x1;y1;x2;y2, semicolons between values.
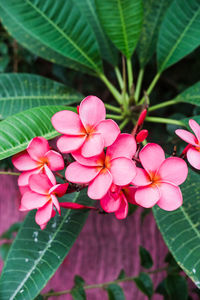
0;0;200;299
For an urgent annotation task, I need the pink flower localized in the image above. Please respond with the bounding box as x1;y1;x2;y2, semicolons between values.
100;184;137;219
131;143;188;210
20;173;68;229
12;137;64;191
66;134;137;199
176;119;200;169
51;96;120;158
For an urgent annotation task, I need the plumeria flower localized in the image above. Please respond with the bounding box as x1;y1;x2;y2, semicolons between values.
51;96;120;158
176;119;200;169
12;137;64;193
20;173;68;229
100;184;137;219
131;143;188;210
66;134;137;199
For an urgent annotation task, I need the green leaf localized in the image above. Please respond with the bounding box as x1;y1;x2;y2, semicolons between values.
76;0;118;66
173;81;200;106
0;222;21;240
0;105;76;160
0;73;82;118
0;190;91;300
137;0;173;67
95;0;143;58
139;246;153;269
117;269;126;280
0;243;11;261
0;0;103;74
134;272;153;299
153;168;200;289
71;275;86;300
106;283;125;300
157;0;200;72
165;275;188;300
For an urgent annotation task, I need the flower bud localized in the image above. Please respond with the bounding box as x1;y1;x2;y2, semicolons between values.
138;109;147;126
136;129;148;143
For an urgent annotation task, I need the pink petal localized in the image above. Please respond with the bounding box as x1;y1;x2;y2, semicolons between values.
115;194;128;219
135;185;160;208
110;158;136;186
43;165;56;186
57;135;86;153
35;201;53;227
18;168;41;186
175;129;198;146
123;186;137;205
81;133;104;157
19;185;30;196
139;143;165;177
88;170;112;199
65;162;100;184
72;150;105;167
49;183;69;197
27;137;49;161
60;202;96;210
157;183;182;211
157;157;188;185
131;168;151;186
79;96;106;130
51;110;85;135
95;119;120;147
29;174;53;195
106;133;137;160
100;192;121;213
51;194;61;215
187;147;200;169
20;191;49;211
12;151;38;171
45;150;64;171
189;119;200;142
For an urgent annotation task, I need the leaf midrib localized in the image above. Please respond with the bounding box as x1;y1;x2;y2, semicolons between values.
117;0;129;57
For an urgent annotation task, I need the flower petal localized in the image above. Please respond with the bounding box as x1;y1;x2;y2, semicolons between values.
131;168;151;186
43;165;56;186
81;133;104;157
88;170;112;199
135;185;160;208
95;119;120;147
139;143;165;176
189;119;200;142
65;162;100;184
57;135;86;153
12;151;38;171
158;157;188;185
51;110;85;135
27;137;49;161
45;150;64;171
79;96;106;129
51;194;61;215
29;174;53;195
20;191;49;211
175;129;198;146
18;168;41;186
187;147;200;169
35;201;53;227
110;158;136;186
60;202;96;210
49;183;69;197
100;192;121;213
106;133;137;160
157;183;182;211
19;185;31;196
72;150;105;167
115;194;128;219
123;186;137;205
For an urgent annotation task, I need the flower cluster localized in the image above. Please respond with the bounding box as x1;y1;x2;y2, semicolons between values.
13;96;189;229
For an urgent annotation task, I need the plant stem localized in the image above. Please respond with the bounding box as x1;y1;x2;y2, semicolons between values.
106;114;123;120
139;73;161;105
119;118;129;130
99;73;122;104
105;103;121;114
145;116;185;126
149;99;180;112
135;69;144;103
114;66;124;90
127;58;133;94
0;171;20;176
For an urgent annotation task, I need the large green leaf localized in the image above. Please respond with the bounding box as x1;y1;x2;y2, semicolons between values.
0;190;92;300
157;0;200;72
173;81;200;106
0;105;75;160
76;0;118;66
95;0;143;58
137;0;173;67
0;0;103;74
153;168;200;288
0;73;82;118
